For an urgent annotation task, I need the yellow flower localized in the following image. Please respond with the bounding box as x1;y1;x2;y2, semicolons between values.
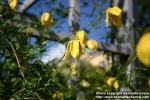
106;77;116;87
40;12;53;26
8;0;18;11
87;39;98;51
80;80;91;88
63;40;85;60
71;70;77;75
70;62;78;75
70;62;77;69
76;30;88;43
106;77;119;91
52;91;64;100
105;6;122;28
113;80;119;91
136;33;150;67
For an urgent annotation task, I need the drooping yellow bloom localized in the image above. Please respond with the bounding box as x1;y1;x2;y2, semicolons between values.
105;6;122;28
8;0;18;11
40;12;53;26
87;39;98;51
52;91;64;100
63;40;85;60
136;33;150;67
80;80;91;88
76;30;88;43
107;77;119;91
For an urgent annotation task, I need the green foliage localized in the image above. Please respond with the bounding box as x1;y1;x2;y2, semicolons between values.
0;2;70;99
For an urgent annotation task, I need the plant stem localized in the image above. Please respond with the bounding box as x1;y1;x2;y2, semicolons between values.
128;62;134;84
7;40;25;78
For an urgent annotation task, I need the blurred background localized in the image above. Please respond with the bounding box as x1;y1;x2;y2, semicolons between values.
0;0;150;99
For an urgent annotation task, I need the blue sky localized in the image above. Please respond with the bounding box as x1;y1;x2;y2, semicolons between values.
26;0;110;42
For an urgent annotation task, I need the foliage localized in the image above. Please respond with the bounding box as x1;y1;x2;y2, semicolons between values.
0;2;72;99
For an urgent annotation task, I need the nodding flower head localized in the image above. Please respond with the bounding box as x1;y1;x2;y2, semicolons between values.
105;6;122;28
63;40;85;60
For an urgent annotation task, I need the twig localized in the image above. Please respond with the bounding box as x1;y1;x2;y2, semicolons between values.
7;40;25;78
55;54;65;66
11;88;25;97
128;62;134;84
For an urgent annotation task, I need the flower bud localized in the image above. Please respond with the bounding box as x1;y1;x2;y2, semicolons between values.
52;91;64;100
80;80;91;88
107;77;119;91
70;62;78;75
40;12;53;26
8;0;18;11
113;80;119;91
87;39;98;51
106;77;116;87
76;30;88;43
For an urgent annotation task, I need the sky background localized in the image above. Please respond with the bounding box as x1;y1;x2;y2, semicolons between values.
22;0;110;63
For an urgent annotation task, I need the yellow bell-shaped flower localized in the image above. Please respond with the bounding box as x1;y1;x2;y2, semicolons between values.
87;39;98;51
106;77;119;91
80;80;91;88
106;77;116;87
105;6;122;28
63;40;85;60
136;33;150;67
40;12;53;27
8;0;18;11
52;91;64;100
76;30;88;43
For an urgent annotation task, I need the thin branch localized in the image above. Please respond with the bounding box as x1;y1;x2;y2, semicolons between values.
7;40;25;78
10;88;25;97
128;62;134;84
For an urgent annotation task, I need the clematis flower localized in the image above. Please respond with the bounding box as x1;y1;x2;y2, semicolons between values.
105;6;122;28
8;0;18;11
106;77;116;87
80;80;91;88
63;40;85;60
76;30;88;43
106;77;119;91
70;62;78;75
87;39;98;51
113;80;119;91
40;12;53;27
52;91;64;100
136;33;150;67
